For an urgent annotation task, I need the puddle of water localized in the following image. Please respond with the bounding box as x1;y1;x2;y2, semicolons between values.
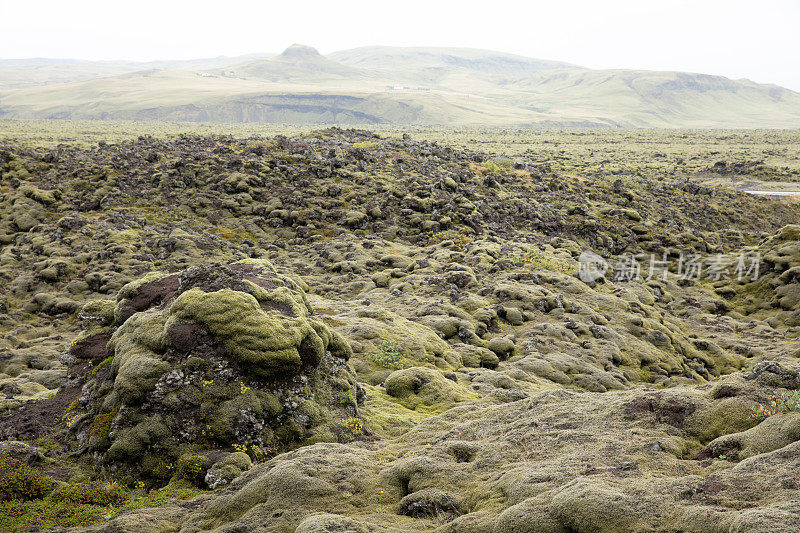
744;190;800;196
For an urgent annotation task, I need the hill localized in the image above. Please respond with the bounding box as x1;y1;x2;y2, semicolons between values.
227;44;367;81
1;45;800;127
328;45;582;85
0;54;275;90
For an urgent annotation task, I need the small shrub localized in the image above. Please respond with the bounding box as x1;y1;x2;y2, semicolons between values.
337;390;356;405
0;454;54;501
370;341;404;369
175;455;208;485
50;481;127;506
751;391;800;422
341;417;363;432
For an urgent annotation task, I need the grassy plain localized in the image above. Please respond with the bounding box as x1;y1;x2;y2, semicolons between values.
2;119;799;186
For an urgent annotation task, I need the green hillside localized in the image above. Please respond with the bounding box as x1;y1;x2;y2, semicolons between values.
1;45;799;127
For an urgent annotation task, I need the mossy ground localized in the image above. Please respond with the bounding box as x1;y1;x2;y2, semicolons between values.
1;126;799;531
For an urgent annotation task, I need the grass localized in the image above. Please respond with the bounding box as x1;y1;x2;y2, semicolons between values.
512;250;577;275
0;481;206;533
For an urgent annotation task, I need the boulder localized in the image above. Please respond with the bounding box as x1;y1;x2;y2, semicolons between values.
66;261;360;484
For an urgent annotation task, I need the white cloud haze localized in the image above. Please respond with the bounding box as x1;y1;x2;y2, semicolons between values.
1;0;799;90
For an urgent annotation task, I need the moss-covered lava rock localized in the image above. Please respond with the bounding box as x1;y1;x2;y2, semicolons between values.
64;261;360;484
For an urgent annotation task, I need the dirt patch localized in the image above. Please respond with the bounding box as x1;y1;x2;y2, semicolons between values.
0;385;80;441
71;333;111;363
624;394;697;429
117;274;180;323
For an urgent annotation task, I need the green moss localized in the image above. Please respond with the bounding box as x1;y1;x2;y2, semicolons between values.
80;300;117;325
384;367;468;411
707;411;800;460
140;455;175;482
116;271;169;301
220;452;252;471
105;416;171;463
89;356;114;378
109;310;168;369
204;452;252;489
116;356;170;404
89;413;113;439
548;480;639;532
210;392;276;442
245;282;308;317
352;140;378;149
21;186;57;206
686;397;759;443
274;419;303;443
106;310;170;403
108;229;142;244
170;288;329;376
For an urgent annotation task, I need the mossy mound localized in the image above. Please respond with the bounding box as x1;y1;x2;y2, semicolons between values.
715;224;800;322
64;261;361;485
385;367;470;411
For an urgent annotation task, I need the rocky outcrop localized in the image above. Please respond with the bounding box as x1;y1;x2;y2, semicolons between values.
64;261;360;484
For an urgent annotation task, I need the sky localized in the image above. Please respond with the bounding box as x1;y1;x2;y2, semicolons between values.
2;0;799;91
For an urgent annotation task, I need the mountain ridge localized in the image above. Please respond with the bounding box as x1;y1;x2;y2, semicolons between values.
1;44;799;128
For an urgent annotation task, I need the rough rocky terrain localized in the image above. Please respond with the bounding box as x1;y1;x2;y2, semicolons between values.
0;129;799;532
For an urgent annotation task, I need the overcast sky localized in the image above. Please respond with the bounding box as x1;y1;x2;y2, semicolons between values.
2;0;799;90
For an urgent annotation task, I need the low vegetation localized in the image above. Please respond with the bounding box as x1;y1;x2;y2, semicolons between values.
752;391;800;421
0;125;799;531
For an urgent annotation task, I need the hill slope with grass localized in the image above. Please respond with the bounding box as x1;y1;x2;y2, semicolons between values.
1;45;800;127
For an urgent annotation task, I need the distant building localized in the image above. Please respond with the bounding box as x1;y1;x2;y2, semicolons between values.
387;85;429;91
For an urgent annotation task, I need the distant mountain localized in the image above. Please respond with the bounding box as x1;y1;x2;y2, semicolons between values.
1;44;799;128
507;69;800;128
329;45;581;72
222;45;367;82
0;54;275;90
